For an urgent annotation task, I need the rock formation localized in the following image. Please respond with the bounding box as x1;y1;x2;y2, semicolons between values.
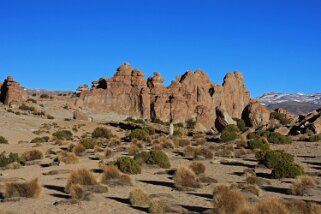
73;63;269;131
0;76;28;107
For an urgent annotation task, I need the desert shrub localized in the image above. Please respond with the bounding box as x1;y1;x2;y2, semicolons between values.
161;139;175;149
128;129;149;141
248;138;270;151
47;115;55;120
213;185;247;214
146;150;171;168
258;150;294;169
184;146;196;158
134;150;171;169
174;166;200;190
30;136;49;144
72;144;86;156
0;152;21;167
27;98;37;103
40;94;50;99
0;136;8;144
189;162;206;175
220;124;240;143
285;199;321;214
5;178;41;198
125;117;145;124
92;127;112;139
65;169;97;193
116;157;141;174
22;149;43;161
129;188;150;207
19;104;35;112
149;199;167;214
186;118;196;129
270;112;291;125
194;147;214;159
195;138;206;146
79;137;98;149
234;118;247;132
173;128;184;137
52;130;73;140
268;132;292;144
254;198;289;214
176;138;191;147
271;161;304;179
101;165;132;186
57;152;79;164
291;175;317;196
307;134;321;142
128;144;139;156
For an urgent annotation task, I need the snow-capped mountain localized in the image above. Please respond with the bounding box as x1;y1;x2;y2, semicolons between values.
257;92;321;114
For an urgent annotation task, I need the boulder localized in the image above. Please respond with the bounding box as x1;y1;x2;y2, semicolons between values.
0;76;28;106
73;110;89;121
215;107;237;132
242;101;271;128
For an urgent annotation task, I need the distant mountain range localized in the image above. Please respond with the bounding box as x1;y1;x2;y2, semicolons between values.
258;92;321;115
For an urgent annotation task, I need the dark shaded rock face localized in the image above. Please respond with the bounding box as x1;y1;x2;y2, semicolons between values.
72;63;267;131
0;76;28;106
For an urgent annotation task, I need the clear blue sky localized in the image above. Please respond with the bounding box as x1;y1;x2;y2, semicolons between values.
0;0;320;97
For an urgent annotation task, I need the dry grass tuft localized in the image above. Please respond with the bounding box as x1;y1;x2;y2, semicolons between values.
239;184;261;196
105;148;112;158
189;162;206;175
149;199;167;214
69;184;86;200
128;144;139;156
21;149;43;161
100;165;132;186
174;166;201;190
184;146;196;158
285;199;321;214
57;152;79;164
65;169;97;193
129;188;150;207
213;185;248;214
291;175;317;196
5;178;42;198
254;198;289;214
72;144;86;156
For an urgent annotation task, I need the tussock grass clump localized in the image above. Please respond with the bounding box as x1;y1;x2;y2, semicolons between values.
72;143;86;156
183;146;196;157
57;152;79;164
79;137;98;149
52;130;73;140
129;188;150;207
65;169;97;193
128;144;139;156
0;136;8;144
69;184;86;200
189;162;206;175
177;138;192;147
134;150;171;169
0;152;20;167
30;136;49;144
285;199;321;214
291;175;317;196
194;147;213;160
92;127;112;139
238;184;261;196
21;149;43;161
254;198;288;214
213;185;248;214
161;139;175;149
5;178;41;198
149;199;167;214
174;166;201;190
116;156;141;174
101;165;132;186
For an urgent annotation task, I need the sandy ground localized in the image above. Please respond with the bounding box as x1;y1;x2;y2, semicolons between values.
0;98;320;214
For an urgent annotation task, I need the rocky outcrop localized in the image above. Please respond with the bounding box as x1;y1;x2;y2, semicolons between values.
0;76;28;106
73;110;89;121
73;63;257;131
242;101;271;128
290;109;321;135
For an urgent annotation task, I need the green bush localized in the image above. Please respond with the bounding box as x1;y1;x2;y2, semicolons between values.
220;125;240;143
30;136;49;144
129;129;149;141
173;128;183;137
0;152;20;167
235;118;247;132
134;150;171;169
307;134;321;142
186;118;196;129
116;157;141;174
52;130;73;140
47;115;55;120
79;138;97;149
268;132;292;144
257;150;294;169
19;104;35;112
125;117;146;124
270;112;291;125
0;136;8;144
271;162;304;179
92;127;112;139
248;138;270;151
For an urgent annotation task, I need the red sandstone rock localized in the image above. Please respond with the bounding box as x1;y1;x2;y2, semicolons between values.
0;76;28;106
242;101;271;128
